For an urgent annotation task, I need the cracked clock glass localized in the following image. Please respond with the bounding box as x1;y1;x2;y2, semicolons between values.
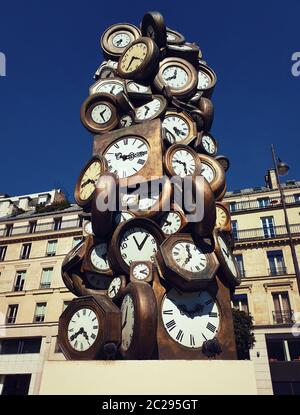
104;136;149;178
119;227;158;265
67;308;99;352
171;241;207;273
162;289;220;348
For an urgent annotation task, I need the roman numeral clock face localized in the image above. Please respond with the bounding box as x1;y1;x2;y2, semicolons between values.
162;289;220;348
104;137;148;178
67;308;99;352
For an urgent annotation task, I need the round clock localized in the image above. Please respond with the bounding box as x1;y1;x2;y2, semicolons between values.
213;230;241;287
80;93;119;134
58;296;121;360
100;23;141;60
120;282;157;359
117;37;160;81
194;131;218;156
159;204;188;236
161;288;220;349
134;95;167;122
164;144;201;178
74;155;108;208
88;242;111;274
199;154;226;200
162;111;197;145
130;261;153;283
197;64;217;98
141;11;167;49
166;28;185;45
154;57;198;99
119;113;135;128
215;202;231;232
83;220;94;236
108;217;164;274
107;275;127;303
89;78;125;96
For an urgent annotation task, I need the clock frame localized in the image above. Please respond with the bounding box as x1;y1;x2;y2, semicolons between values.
107;275;128;303
130;261;153;283
215;155;230;172
81;235;113;277
125;80;153;100
166;43;200;68
89;78;125;96
162;110;197;146
158;202;189;236
100;23;141;60
199;153;226;200
194;131;218;156
215;202;231;232
197;64;217;98
141;11;167;49
166;28;185;45
164;144;202;178
134;95;167;123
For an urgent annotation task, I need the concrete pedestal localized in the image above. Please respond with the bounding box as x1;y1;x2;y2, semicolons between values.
39;360;257;395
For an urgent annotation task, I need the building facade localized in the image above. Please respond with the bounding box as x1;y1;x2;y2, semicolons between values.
226;169;300;395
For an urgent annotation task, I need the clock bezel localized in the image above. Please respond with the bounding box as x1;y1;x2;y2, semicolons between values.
164;144;202;178
215;202;231;232
130;261;153;283
89;77;125;96
198;153;226;200
194;131;218;156
100;23;141;60
159;202;189;236
141;11;167;49
162;110;197;146
197;64;217;98
81;235;113;277
166;27;185;45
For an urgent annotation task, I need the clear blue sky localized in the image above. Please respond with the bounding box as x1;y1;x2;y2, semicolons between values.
0;0;299;200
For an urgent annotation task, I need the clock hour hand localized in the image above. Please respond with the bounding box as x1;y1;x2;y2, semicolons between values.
222;247;230;259
173;159;187;174
81;178;94;188
70;327;84;341
138;234;150;251
100;108;107;122
126;56;141;71
173;127;185;136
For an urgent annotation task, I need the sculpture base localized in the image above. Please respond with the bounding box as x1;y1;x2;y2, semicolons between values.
39;360;257;395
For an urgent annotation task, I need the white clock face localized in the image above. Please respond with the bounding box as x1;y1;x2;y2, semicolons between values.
95;82;124;95
202;135;216;154
132;263;150;280
172;241;207;273
79;160;102;200
128;82;149;93
162;289;220;348
119;114;133;128
121;294;135;351
162;66;188;89
84;221;94;235
197;71;211;89
107;277;122;299
160;212;182;235
162;115;190;144
104;137;148;178
112;32;131;48
114;211;134;225
171;149;196;177
68;308;99;351
135;99;162;120
90;243;110;271
200;163;215;183
120;227;158;266
91;104;112;124
218;235;238;277
216;207;227;228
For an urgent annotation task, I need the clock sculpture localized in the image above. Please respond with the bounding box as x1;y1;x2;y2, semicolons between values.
58;11;241;361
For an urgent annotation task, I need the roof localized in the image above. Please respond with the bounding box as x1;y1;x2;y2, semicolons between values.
0;204;82;223
225;180;300;197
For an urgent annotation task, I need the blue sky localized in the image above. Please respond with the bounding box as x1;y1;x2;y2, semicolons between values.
0;0;299;200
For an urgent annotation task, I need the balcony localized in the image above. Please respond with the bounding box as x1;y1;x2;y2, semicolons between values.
272;310;295;325
268;266;287;276
229;195;299;213
234;223;300;242
0;218;81;239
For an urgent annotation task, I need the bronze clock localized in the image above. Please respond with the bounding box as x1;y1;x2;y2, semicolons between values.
101;23;141;60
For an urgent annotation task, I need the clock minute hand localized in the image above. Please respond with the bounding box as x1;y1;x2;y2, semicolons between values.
138;234;150;251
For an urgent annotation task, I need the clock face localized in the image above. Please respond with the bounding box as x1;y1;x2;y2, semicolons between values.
91;103;112;124
121;293;135;351
107;277;122;299
119;114;134;128
218;235;238;277
202;135;216;155
112;32;131;48
90;243;110;271
162;66;188;89
197;71;211;90
161;288;220;348
120;42;148;73
132;263;150;280
120;227;158;265
216;206;227;228
171;149;196;177
95;82;124;95
127;81;149;93
162;115;189;144
114;211;135;225
79;160;102;201
104;137;148;178
68;308;99;352
200;163;215;183
135;98;162;121
84;221;94;235
172;241;207;273
160;211;182;235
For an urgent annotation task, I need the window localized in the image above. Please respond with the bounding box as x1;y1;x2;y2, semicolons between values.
6;305;18;324
33;302;47;323
235;254;245;277
266;339;286;362
273;382;300;396
1;374;31;395
258;197;270;208
20;243;31;260
78;215;83;227
294;194;300;203
266;337;300;363
229;202;237;212
0;338;41;355
288;339;300;361
40;268;53;289
46;240;57;256
38;194;49;205
28;221;37;234
0;246;7;261
261;216;275;238
232;294;249;314
63;301;71;311
267;250;286;276
272;292;293;324
13;271;26;292
53;218;62;231
72;237;82;248
231;220;238;239
5;224;13;237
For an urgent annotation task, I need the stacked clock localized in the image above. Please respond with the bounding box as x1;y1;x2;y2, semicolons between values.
58;11;241;361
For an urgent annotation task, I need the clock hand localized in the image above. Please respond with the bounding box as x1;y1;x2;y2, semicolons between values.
138;234;150;251
222;247;230;259
110;85;116;94
165;128;176;143
70;327;84;341
109;285;117;295
126;56;141;71
173;159;188;174
163;219;172;227
100;108;107;122
133;235;141;250
140;268;148;275
115;39;123;46
173;127;185;136
144;105;150;117
81;178;94;188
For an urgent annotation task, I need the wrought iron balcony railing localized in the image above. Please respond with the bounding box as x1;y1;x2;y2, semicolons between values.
272;310;295;324
234;224;300;242
229;195;299;213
